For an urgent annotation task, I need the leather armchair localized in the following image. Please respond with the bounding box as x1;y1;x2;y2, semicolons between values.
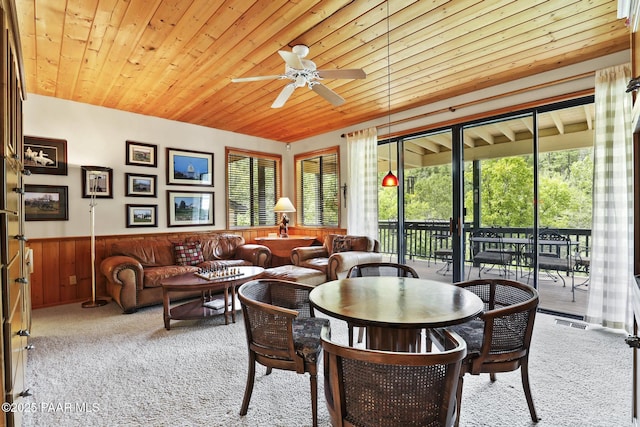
291;234;382;281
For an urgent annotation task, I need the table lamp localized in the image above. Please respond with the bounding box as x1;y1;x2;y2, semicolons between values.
273;197;296;238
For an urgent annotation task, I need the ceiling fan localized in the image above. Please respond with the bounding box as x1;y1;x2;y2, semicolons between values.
231;45;366;108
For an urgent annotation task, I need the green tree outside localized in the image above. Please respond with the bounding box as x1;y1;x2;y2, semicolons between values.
379;148;592;230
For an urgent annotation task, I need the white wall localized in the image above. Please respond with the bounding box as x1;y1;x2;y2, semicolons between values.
22;95;286;238
23;51;628;239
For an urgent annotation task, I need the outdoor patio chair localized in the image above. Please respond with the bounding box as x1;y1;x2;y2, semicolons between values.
524;231;577;301
346;262;419;345
238;279;331;427
448;279;539;426
431;228;453;273
468;230;514;279
573;244;590;289
321;328;466;427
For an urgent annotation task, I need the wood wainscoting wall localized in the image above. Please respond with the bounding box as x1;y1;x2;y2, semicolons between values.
27;226;345;310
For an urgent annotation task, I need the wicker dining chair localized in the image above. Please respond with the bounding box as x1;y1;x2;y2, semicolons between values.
448;278;539;426
346;262;419;346
238;279;331;427
321;328;466;427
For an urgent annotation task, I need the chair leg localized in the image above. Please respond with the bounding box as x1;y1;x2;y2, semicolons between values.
357;326;365;344
454;374;465;427
240;353;256;416
310;372;318;427
520;360;539;422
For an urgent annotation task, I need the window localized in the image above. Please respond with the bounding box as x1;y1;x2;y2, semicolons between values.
226;148;281;228
295;147;340;226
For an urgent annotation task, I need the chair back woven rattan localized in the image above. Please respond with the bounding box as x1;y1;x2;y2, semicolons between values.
238;279;330;427
345;262;419;346
450;278;539;426
322;328;466;427
347;262;419;278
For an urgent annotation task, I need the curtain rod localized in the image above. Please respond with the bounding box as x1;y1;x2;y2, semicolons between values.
341;71;595;138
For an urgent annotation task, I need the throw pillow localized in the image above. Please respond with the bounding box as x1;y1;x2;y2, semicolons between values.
174;241;204;266
332;237;352;253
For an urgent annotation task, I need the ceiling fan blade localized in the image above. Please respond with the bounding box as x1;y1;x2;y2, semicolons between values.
317;69;366;79
312;83;345;106
231;75;283;83
271;83;296;108
278;50;305;69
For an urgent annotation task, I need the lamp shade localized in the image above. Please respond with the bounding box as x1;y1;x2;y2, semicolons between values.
381;171;399;187
274;197;296;212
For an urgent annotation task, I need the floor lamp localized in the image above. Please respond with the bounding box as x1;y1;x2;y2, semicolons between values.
82;166;110;308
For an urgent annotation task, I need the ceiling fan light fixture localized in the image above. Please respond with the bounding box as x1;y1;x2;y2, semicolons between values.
292;44;310;58
231;45;366;108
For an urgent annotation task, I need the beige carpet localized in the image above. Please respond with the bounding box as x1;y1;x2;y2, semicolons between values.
22;301;631;426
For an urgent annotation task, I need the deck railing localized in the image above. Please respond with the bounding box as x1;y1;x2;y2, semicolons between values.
378;220;591;261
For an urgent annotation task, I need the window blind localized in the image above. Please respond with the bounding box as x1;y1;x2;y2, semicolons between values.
297;151;339;226
227;150;280;227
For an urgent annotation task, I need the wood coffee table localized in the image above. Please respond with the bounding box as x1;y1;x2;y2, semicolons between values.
161;266;264;330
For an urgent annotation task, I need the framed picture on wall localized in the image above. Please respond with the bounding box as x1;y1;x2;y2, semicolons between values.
126;140;157;168
125;173;157;197
81;166;113;198
166;148;213;186
23;136;68;175
126;204;158;228
167;190;214;227
24;185;69;221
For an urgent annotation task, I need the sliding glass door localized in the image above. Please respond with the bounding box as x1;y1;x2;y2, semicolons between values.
404;131;454;283
462;114;535;285
379;97;594;319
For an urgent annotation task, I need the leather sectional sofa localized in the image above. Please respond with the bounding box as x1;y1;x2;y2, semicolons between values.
100;233;271;313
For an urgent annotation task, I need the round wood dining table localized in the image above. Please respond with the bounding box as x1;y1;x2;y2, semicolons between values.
309;277;484;352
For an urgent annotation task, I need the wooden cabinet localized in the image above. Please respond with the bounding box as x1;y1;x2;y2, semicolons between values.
254;235;317;266
0;1;30;426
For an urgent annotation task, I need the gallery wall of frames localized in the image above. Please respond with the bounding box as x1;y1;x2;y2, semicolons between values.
24;139;217;229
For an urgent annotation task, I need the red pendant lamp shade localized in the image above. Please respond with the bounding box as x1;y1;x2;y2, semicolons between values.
380;1;398;188
381;170;398;187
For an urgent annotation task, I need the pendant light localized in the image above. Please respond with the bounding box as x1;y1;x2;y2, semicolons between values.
381;0;398;187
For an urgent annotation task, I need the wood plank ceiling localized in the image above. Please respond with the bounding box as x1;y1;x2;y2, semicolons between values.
15;0;630;143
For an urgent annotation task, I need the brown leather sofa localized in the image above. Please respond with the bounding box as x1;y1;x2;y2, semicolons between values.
100;233;271;313
291;234;382;281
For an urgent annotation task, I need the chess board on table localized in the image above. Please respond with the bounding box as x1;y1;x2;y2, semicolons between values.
194;268;244;281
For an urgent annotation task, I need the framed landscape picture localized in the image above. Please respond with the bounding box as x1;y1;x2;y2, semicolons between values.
24;185;69;221
23;136;68;175
126;204;158;228
125;173;157;197
82;166;113;198
126;140;157;168
167;190;214;227
166;148;213;186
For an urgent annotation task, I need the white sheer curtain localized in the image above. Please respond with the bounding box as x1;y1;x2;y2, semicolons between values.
346;127;379;239
585;64;634;331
